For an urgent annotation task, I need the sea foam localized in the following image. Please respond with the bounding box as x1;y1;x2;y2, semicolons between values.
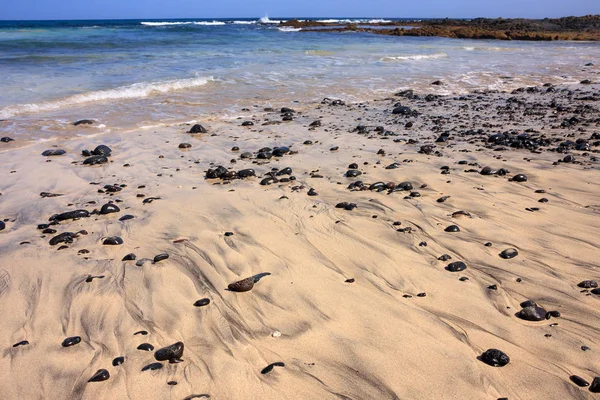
381;53;448;61
0;76;215;119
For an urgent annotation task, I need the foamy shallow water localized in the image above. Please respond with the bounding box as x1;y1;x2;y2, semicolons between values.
0;18;599;139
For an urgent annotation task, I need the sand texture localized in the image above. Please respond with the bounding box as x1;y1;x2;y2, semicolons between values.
0;84;599;399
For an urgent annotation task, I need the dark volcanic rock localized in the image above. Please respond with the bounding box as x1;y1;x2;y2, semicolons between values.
122;253;136;261
154;342;184;362
92;145;112;156
137;343;154;351
100;203;120;215
510;174;528;182
499;248;519;259
119;214;135;221
480;349;510;367
188;124;207;134
577;280;598;288
590;377;600;393
50;209;89;221
392;106;412;115
112;356;125;366
42;149;66;156
83;155;108;165
88;369;110;383
194;298;210;307
517;305;548;321
0;221;5;231
73;119;94;126
445;225;460;232
153;253;169;263
12;340;29;347
141;362;163;371
261;362;285;374
179;143;192;149
49;232;75;246
570;375;590;387
446;261;467;272
103;236;123;245
237;169;256;178
1;137;15;142
62;336;81;347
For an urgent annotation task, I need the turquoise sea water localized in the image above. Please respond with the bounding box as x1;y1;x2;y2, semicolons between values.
0;18;598;138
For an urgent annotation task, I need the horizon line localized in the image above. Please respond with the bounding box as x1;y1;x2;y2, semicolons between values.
0;14;597;22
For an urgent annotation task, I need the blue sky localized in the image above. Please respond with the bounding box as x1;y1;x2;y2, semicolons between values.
0;0;598;20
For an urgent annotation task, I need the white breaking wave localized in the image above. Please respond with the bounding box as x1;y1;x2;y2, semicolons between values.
259;15;283;24
193;21;226;26
381;53;448;61
141;21;192;26
0;76;215;119
278;27;302;32
232;20;256;24
316;18;392;23
141;21;226;26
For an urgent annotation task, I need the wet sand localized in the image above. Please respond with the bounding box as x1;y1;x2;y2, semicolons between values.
0;83;599;399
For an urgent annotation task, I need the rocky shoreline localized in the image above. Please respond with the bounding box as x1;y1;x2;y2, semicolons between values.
281;14;600;41
0;81;599;399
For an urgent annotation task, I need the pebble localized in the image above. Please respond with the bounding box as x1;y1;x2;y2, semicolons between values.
577;280;598;288
73;119;94;126
570;375;590;387
479;349;510;367
499;248;519;259
141;362;163;371
83;155;108;165
154;341;184;362
194;298;210;307
62;336;82;347
261;362;285;374
41;149;66;156
307;188;318;196
1;137;14;142
517;304;548;321
122;253;136;261
437;196;450;203
336;202;357;210
137;343;154;351
179;143;192;149
100;203;120;215
103;236;123;245
50;209;90;221
12;340;29;347
438;254;451;261
0;221;5;231
510;174;528;182
88;369;110;383
188;124;207;133
446;261;467;272
444;225;460;232
112;356;125;366
153;253;169;263
119;214;135;221
590;377;600;393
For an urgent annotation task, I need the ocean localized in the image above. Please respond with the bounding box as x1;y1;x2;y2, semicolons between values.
0;17;598;140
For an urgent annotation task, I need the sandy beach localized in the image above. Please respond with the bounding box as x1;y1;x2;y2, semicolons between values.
0;81;599;399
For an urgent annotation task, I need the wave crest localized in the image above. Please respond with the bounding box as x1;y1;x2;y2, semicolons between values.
0;76;215;119
381;53;448;61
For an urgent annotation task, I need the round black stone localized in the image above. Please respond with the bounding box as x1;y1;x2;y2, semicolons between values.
446;261;467;272
480;349;510;367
